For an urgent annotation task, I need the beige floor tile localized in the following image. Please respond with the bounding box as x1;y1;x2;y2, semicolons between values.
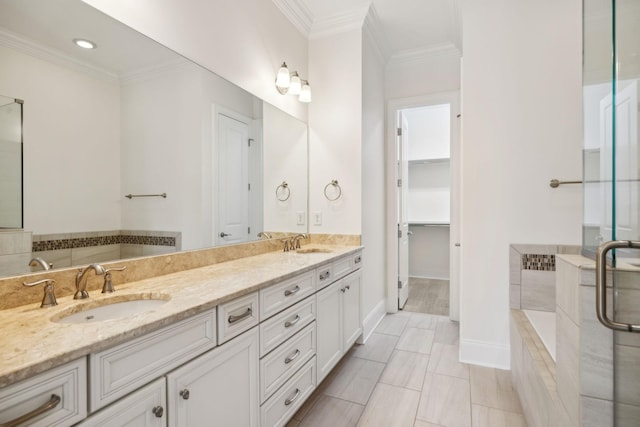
471;404;527;427
375;314;410;336
403;278;450;316
470;365;523;413
416;372;471;427
407;312;443;330
298;395;364;427
427;342;469;380
434;320;460;345
351;332;399;363
396;327;435;354
293;382;328;421
357;383;421;427
379;350;430;391
323;356;386;405
413;421;444;427
286;419;301;427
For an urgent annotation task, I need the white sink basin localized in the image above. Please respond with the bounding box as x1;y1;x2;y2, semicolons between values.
53;295;170;324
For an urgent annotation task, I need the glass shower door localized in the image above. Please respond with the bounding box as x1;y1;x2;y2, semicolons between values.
584;0;640;425
0;95;23;229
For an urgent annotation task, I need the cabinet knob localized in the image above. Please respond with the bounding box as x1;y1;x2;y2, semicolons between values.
340;287;346;293
180;389;190;400
152;406;164;418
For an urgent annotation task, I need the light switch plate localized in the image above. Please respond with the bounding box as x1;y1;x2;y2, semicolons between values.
296;211;305;225
313;211;322;226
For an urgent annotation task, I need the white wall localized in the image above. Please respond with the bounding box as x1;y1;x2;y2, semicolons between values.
386;54;461;100
460;0;582;368
405;104;450;160
361;22;387;336
263;102;308;234
0;44;121;234
409;225;450;280
82;0;309;123
308;30;362;235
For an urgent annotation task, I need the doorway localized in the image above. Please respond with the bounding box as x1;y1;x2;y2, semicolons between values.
386;91;460;320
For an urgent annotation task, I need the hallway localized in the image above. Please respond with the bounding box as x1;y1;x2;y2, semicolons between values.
288;311;526;426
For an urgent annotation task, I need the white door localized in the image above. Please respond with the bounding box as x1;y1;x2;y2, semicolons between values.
397;113;410;309
599;81;639;241
218;113;250;245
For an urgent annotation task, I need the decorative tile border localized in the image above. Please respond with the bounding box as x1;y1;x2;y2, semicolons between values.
32;232;177;252
522;254;556;271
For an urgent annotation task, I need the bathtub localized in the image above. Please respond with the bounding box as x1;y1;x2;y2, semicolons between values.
522;309;556;361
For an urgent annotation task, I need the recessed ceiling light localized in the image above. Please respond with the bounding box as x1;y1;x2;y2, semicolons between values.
73;38;96;49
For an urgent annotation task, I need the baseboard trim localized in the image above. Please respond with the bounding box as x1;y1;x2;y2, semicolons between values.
459;338;510;369
359;299;386;344
409;275;450;281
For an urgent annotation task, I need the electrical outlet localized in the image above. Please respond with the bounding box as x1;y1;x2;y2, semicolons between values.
313;211;322;226
296;211;305;225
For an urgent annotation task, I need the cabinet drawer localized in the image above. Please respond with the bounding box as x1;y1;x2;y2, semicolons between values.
0;358;86;427
352;251;363;269
332;256;352;281
260;271;315;320
260;296;315;357
78;378;166;426
260;321;316;403
260;357;316;427
218;292;259;344
89;308;216;411
315;264;333;290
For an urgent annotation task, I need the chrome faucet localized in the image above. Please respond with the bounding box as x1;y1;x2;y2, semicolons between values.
29;257;51;271
74;263;106;299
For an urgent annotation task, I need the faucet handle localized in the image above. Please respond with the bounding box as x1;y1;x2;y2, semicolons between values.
23;279;57;308
102;266;127;293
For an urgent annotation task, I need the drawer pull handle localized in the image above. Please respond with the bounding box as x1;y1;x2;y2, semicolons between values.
354;256;361;264
152;406;164;418
284;314;301;328
284;388;301;406
284;285;300;297
284;349;301;364
228;307;252;324
180;389;190;400
1;394;61;427
319;271;330;280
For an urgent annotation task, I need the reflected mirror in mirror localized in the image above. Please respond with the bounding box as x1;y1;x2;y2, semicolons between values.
0;94;22;230
0;0;308;278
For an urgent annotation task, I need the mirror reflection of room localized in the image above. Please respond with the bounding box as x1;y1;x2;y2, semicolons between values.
0;0;308;278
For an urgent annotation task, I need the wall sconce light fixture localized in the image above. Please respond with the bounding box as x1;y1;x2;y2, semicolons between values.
275;62;311;103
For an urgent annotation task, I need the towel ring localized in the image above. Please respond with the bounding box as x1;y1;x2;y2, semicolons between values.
276;181;290;201
324;179;342;201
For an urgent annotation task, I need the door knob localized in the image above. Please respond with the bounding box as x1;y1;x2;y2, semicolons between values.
220;232;232;238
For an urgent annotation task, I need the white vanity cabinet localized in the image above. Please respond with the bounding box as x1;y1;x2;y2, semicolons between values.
77;378;166;427
0;358;86;427
316;268;362;383
166;327;259;427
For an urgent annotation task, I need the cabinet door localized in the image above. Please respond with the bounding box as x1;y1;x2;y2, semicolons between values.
78;378;166;427
316;279;343;383
166;328;259;427
342;271;362;350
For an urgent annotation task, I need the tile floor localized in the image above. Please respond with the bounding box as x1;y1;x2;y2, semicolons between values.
404;278;450;316
288;311;527;427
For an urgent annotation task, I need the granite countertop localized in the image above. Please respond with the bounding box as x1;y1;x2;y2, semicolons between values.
0;244;362;388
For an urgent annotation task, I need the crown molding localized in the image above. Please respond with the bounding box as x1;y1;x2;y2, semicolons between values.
309;3;370;40
0;27;118;83
119;58;195;86
272;0;314;37
387;42;461;68
363;4;390;64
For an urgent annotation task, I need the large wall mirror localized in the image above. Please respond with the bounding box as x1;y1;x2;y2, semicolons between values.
0;0;308;277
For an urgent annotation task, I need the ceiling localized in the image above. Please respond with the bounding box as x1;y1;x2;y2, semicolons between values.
274;0;462;63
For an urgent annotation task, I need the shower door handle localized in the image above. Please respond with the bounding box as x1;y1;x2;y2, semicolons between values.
596;240;640;332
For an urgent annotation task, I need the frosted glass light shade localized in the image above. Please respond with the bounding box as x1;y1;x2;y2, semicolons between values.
289;72;302;95
275;62;290;93
299;81;311;103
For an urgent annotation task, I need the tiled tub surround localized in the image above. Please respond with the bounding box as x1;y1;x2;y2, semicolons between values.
0;243;362;389
511;254;640;427
510;244;581;312
0;233;361;310
0;230;33;277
